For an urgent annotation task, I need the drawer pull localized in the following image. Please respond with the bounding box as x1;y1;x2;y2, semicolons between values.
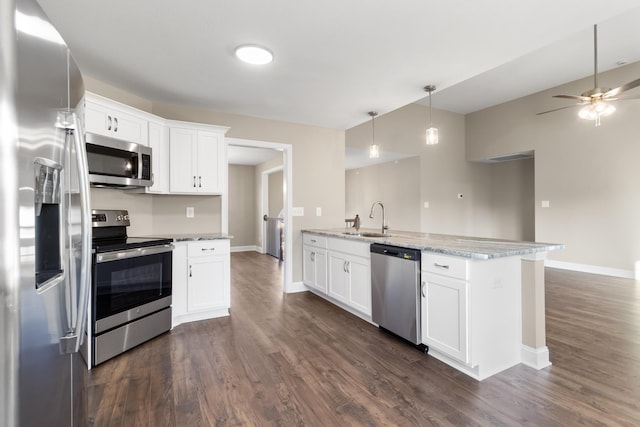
201;248;216;252
310;239;317;243
434;263;450;270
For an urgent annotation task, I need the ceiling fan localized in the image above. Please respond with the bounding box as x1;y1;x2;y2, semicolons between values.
537;24;640;126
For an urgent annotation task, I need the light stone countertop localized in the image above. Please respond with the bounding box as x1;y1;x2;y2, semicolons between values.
144;233;233;242
302;228;563;260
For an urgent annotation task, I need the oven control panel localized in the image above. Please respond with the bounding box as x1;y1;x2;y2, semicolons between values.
92;209;130;228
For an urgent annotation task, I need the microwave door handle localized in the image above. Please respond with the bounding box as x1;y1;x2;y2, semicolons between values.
60;113;91;354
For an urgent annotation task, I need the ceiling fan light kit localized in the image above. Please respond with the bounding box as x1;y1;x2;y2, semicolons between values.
538;24;640;126
424;85;439;145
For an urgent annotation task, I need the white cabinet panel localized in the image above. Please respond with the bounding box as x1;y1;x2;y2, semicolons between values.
146;120;169;194
421;273;469;363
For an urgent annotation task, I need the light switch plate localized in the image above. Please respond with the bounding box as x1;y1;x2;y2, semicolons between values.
541;200;550;208
186;207;194;218
423;201;429;208
292;207;304;216
316;207;322;216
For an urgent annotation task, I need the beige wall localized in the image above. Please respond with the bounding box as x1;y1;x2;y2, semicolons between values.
85;78;345;283
346;157;421;232
268;170;283;218
467;61;640;274
228;165;257;247
150;102;345;282
346;103;532;240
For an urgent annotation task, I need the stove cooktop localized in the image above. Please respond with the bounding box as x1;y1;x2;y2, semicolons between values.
92;236;173;253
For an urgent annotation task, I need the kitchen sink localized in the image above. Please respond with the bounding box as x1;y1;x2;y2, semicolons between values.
342;231;391;238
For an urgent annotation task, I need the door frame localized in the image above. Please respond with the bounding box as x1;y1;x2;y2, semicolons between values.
223;137;293;293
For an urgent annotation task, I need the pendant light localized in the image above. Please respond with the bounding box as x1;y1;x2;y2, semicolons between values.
368;111;379;158
424;85;438;145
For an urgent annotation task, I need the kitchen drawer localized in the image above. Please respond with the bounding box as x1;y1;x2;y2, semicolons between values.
187;240;230;257
422;252;468;280
303;233;328;248
328;237;370;258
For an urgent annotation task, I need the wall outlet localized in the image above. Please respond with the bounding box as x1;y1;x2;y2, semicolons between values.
424;201;429;208
292;207;304;216
186;207;194;218
316;207;322;216
541;200;550;208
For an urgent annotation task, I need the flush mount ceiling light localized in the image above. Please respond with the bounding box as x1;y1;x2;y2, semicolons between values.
424;85;439;145
537;24;640;127
234;44;273;65
368;111;379;159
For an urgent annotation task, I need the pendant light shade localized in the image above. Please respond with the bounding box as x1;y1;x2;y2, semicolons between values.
368;111;379;158
424;85;438;145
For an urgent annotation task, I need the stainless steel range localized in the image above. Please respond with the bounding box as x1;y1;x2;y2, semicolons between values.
86;209;173;366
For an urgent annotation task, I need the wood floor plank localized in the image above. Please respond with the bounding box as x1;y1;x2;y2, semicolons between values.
87;253;640;426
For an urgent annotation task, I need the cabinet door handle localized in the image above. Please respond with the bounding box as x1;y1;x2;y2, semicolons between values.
198;176;202;188
189;265;192;277
345;261;350;273
310;252;315;261
434;263;450;270
421;281;426;298
193;176;197;187
107;115;112;131
113;117;118;132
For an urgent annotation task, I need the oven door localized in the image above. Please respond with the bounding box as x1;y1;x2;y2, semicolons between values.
93;244;173;333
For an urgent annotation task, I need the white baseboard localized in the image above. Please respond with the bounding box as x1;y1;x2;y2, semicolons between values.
545;260;634;279
231;245;261;253
521;345;551;370
286;281;308;293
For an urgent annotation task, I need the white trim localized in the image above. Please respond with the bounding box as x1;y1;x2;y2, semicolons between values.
226;137;293;294
231;245;261;253
172;308;229;328
286;281;309;294
520;345;552;370
545;259;634;279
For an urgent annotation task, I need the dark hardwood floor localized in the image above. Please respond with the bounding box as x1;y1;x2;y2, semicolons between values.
87;252;640;426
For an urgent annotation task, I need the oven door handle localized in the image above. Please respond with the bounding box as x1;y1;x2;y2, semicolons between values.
96;244;175;263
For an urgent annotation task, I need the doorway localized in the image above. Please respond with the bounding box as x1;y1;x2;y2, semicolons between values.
224;137;293;293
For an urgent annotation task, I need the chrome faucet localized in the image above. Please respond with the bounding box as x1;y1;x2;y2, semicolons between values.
369;201;388;234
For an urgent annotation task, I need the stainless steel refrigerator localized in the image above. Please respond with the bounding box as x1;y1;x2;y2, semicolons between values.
1;0;92;425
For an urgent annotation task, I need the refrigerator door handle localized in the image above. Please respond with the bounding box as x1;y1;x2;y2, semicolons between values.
60;113;92;354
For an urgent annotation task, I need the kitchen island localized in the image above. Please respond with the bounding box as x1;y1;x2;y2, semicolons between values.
302;228;563;380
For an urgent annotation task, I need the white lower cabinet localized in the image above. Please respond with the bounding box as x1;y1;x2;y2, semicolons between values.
302;233;371;319
302;234;328;293
420;252;522;380
421;272;469;363
328;250;370;315
172;240;230;327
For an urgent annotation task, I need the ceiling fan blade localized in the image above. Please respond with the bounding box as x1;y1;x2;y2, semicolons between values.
604;78;640;98
553;94;590;101
536;104;581;115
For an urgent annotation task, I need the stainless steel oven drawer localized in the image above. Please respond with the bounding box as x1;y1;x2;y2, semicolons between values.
93;306;171;366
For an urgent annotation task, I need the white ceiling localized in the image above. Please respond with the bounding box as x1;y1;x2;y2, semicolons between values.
37;0;640;131
228;145;282;166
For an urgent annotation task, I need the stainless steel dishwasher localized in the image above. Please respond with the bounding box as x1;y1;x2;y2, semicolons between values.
371;244;422;345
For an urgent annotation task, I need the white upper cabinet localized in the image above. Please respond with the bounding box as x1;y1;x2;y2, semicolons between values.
82;92;149;145
168;121;228;195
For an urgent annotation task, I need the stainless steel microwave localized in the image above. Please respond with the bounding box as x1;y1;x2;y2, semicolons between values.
85;132;152;188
